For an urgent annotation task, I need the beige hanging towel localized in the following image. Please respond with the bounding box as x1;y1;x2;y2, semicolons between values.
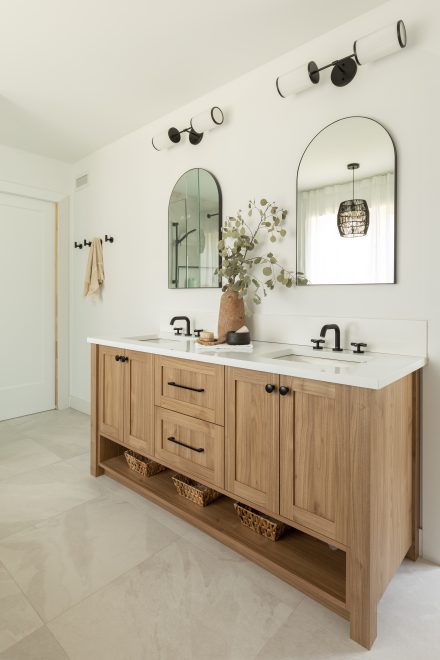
83;238;105;297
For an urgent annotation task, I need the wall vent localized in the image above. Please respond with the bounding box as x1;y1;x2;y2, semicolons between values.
75;173;89;190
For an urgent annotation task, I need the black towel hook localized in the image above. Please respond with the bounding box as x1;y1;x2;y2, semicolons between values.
105;235;114;243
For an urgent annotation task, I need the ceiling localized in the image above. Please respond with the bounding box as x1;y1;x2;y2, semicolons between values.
0;0;388;162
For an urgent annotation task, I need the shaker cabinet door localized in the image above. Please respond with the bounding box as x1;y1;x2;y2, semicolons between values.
124;350;155;457
98;346;125;443
280;377;347;542
225;368;279;513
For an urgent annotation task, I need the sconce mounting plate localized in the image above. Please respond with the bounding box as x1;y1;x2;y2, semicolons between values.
331;57;357;87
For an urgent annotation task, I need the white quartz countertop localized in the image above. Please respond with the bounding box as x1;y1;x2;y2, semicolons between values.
87;334;426;390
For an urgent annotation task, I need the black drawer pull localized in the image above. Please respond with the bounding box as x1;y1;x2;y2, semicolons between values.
167;381;205;393
167;436;204;453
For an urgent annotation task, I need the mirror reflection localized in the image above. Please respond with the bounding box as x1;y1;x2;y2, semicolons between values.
168;168;221;288
296;117;396;285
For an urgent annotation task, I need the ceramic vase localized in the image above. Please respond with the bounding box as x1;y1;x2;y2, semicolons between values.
217;290;246;343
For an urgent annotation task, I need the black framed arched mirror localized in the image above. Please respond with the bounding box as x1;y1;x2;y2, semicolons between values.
296;116;396;285
168;168;222;289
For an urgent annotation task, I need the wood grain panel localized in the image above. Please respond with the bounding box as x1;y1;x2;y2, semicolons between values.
294;391;336;522
280;377;344;540
98;345;124;443
124;350;155;457
155;356;224;425
90;344;101;476
155;407;224;488
225;367;279;513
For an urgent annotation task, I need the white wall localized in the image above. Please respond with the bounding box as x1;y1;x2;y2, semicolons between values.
0;143;71;200
70;0;440;562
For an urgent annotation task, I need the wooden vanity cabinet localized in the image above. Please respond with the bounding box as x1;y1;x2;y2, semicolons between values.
96;345;155;457
91;344;420;651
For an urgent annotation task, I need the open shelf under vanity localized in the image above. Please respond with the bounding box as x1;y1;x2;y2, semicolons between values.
98;437;347;619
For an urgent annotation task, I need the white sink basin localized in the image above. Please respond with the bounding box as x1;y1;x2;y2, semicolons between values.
125;334;194;351
269;349;368;373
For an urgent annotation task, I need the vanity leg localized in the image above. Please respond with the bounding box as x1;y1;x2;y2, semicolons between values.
90;344;103;477
347;550;377;649
406;370;421;561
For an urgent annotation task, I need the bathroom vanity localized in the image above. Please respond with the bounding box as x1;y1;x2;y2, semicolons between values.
88;335;425;649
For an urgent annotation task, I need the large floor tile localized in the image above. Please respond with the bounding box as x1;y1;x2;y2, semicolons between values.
0;626;69;660
49;538;296;660
0;563;42;654
0;494;179;622
9;410;90;460
0;459;104;540
0;437;60;480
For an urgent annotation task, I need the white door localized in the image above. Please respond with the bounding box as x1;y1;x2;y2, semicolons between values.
0;193;56;421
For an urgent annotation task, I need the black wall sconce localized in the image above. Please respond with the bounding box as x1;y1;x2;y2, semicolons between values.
152;107;224;151
276;20;407;96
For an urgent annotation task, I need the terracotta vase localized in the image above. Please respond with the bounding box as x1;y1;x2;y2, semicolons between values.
217;290;246;343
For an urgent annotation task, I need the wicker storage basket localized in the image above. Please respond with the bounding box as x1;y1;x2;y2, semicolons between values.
171;474;221;507
234;502;287;541
124;450;166;478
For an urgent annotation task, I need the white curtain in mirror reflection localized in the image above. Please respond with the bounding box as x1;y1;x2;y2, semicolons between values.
298;173;394;284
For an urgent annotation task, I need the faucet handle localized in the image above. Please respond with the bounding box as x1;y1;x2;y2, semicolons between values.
194;329;203;338
311;338;325;350
351;342;367;354
173;327;183;336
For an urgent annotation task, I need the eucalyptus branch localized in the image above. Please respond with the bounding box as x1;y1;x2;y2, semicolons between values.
216;198;307;303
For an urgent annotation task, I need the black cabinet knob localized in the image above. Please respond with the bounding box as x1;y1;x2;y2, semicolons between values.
265;384;276;393
115;355;121;361
121;356;129;363
279;385;290;396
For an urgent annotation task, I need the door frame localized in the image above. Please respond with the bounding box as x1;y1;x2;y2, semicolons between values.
0;179;70;411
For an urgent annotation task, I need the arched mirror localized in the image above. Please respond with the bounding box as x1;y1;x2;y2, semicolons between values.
296;117;396;285
168;168;221;288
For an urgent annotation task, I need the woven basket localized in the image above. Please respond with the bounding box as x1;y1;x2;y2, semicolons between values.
234;502;287;541
171;474;221;507
124;450;166;479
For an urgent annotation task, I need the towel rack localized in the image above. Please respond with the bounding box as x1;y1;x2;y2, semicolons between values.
74;235;115;249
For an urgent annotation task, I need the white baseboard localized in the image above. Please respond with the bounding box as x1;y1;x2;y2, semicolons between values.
69;396;91;415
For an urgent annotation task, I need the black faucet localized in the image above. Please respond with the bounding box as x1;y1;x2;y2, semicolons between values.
320;324;343;352
170;316;191;337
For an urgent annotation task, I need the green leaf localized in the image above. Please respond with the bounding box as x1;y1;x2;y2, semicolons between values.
262;267;272;276
260;198;268;206
270;235;276;242
279;229;286;237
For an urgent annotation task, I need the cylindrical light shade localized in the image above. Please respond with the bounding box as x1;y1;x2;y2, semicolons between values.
276;61;319;97
190;107;224;134
337;200;370;237
152;127;180;151
354;20;406;65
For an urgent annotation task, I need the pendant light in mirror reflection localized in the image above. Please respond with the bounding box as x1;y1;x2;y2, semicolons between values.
337;163;370;238
276;19;406;96
152;107;224;151
296;116;396;286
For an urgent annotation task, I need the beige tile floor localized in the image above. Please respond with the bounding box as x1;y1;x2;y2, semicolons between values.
0;409;439;660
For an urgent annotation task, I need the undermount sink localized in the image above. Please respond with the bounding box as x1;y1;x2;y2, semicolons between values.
270;350;368;371
125;335;193;350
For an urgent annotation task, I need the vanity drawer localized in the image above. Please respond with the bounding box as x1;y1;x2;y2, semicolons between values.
154;407;224;488
155;356;224;425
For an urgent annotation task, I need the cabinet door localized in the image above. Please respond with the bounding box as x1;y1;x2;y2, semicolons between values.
225;368;279;513
280;376;347;542
98;346;125;442
124;350;155;457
